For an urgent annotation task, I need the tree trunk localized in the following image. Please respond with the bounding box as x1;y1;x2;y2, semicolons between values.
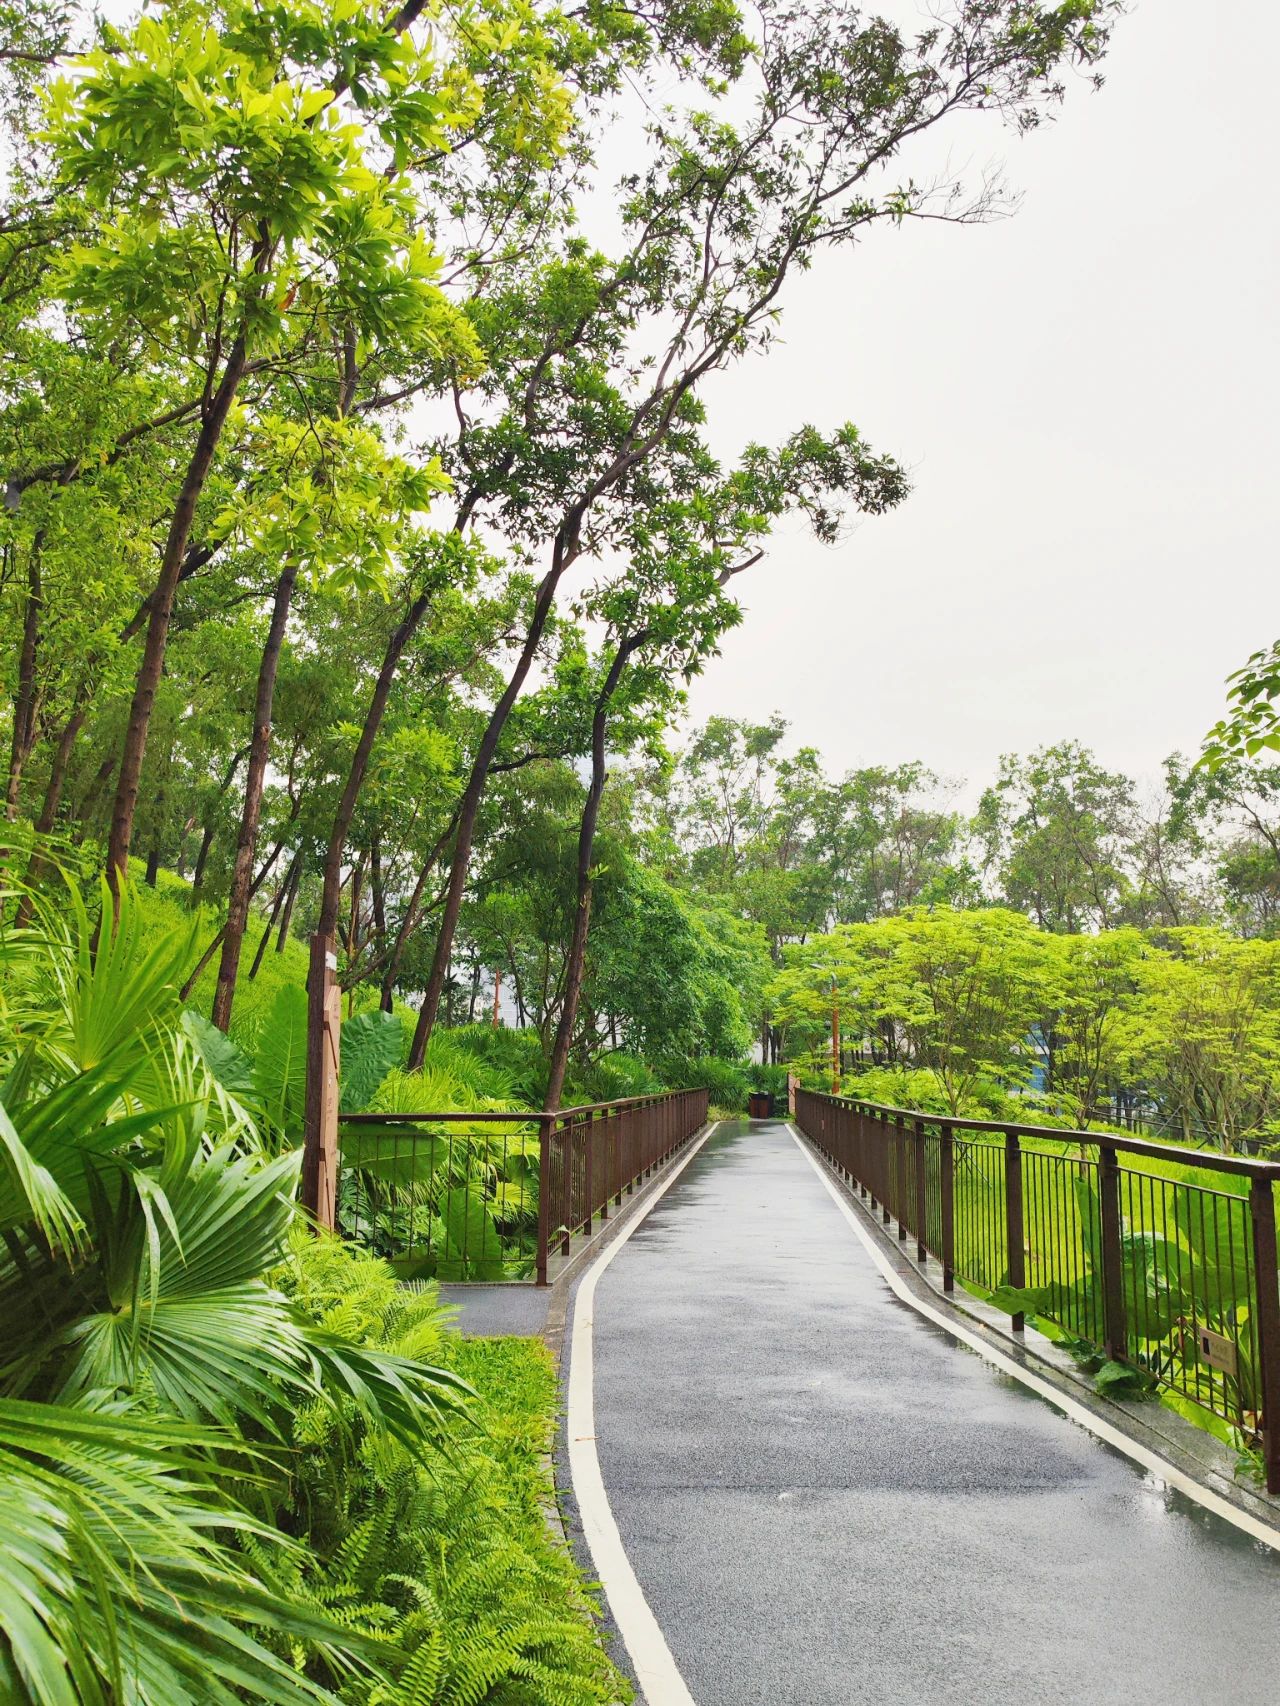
276;846;302;951
34;705;85;838
315;589;433;943
543;636;637;1111
106;332;251;894
179;836;293;1002
12;704;89;927
376;807;460;1011
369;834;386;962
249;854;297;980
408;546;569;1067
189;743;248;905
6;543;41;821
210;560;299;1031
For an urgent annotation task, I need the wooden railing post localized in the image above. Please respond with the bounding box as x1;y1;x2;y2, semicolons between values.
301;931;340;1229
1250;1176;1280;1493
1098;1143;1127;1362
1004;1129;1025;1333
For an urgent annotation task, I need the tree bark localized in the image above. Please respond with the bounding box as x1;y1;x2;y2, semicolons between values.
189;743;248;903
6;542;41;821
315;589;433;944
178;834;292;1001
407;542;571;1067
12;704;88;927
543;635;639;1110
106;329;252;894
210;560;300;1031
275;844;302;952
249;853;298;980
373;806;460;1009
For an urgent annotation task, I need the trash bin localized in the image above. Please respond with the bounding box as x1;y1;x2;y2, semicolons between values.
747;1091;771;1118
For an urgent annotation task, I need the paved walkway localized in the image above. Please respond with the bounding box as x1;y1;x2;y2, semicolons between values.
586;1120;1280;1705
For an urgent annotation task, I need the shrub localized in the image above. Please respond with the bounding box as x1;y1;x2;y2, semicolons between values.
569;1050;663;1105
657;1053;750;1110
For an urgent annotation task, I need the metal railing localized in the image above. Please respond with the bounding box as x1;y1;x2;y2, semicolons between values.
338;1088;709;1287
794;1088;1280;1493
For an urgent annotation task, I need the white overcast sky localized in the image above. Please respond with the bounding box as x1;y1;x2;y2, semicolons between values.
673;0;1280;802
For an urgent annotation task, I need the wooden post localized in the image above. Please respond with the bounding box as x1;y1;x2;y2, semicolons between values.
301;932;341;1229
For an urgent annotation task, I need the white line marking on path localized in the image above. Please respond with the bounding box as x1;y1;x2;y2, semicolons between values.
567;1124;720;1706
786;1121;1280;1554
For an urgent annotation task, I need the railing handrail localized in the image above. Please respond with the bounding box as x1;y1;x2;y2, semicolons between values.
338;1088;703;1127
797;1089;1280;1181
335;1087;711;1289
794;1086;1280;1492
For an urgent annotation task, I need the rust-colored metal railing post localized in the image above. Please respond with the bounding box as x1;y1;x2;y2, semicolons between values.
1249;1175;1280;1493
940;1122;955;1293
865;1108;877;1210
535;1113;552;1286
1004;1129;1025;1333
880;1112;892;1228
616;1103;627;1205
301;932;340;1228
584;1108;595;1237
560;1114;574;1256
894;1115;908;1242
600;1107;614;1221
1097;1142;1127;1362
914;1119;928;1262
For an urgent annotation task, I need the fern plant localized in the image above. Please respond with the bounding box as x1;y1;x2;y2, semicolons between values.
274;1242;632;1706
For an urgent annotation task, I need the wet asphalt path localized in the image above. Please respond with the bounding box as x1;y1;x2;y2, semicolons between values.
587;1120;1280;1706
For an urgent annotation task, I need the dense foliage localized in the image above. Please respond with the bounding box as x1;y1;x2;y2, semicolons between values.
1;0;1118;1111
0;872;627;1701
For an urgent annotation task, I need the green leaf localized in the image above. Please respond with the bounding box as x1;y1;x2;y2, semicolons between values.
438;1186;504;1281
182;1011;255;1099
339;1010;404;1114
251;986;308;1140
